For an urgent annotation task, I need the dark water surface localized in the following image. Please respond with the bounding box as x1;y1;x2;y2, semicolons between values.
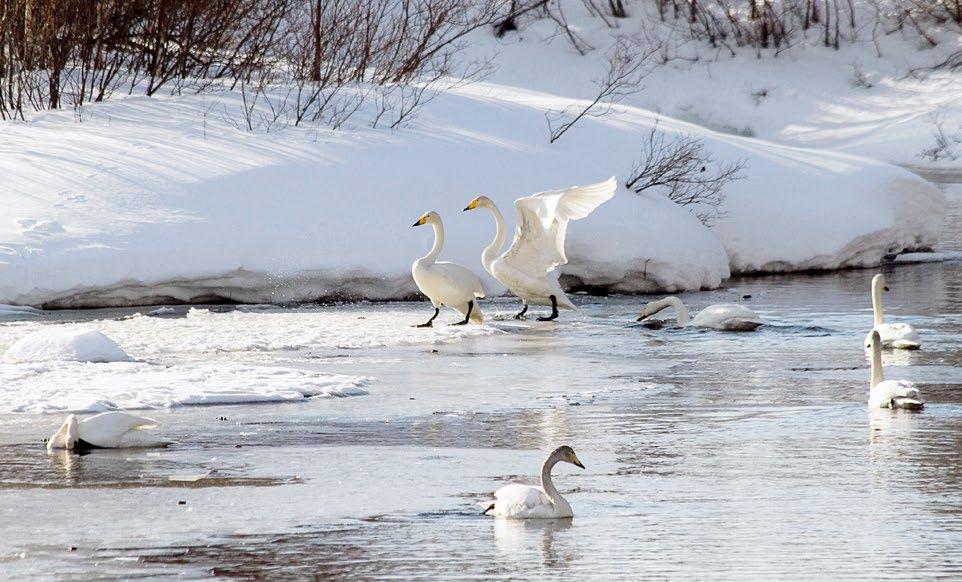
1;184;961;580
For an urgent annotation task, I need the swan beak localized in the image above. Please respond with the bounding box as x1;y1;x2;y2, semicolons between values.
573;459;585;469
412;215;428;227
464;199;479;212
636;315;647;322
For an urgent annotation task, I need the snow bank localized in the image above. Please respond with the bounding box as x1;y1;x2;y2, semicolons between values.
0;361;370;414
0;7;946;306
4;328;130;363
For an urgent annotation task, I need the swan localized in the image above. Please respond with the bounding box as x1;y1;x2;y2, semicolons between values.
463;177;616;321
867;330;924;410
636;296;762;331
411;211;485;327
47;411;170;451
865;273;920;350
482;445;584;519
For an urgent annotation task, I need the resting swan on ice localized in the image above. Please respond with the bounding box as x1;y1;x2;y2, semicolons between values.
865;273;920;350
636;296;762;331
867;330;924;410
463;177;617;321
47;411;169;451
411;211;485;327
482;445;584;519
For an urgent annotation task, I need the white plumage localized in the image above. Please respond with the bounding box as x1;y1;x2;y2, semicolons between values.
411;211;484;327
865;273;920;350
483;445;584;519
637;296;763;331
47;411;169;450
867;330;923;410
464;177;616;320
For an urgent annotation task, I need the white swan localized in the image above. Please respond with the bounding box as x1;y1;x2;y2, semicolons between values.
47;412;169;451
411;211;485;327
636;296;762;331
865;273;920;350
463;177;616;321
867;330;924;410
483;445;584;519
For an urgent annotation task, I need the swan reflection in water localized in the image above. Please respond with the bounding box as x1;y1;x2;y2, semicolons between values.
493;516;575;570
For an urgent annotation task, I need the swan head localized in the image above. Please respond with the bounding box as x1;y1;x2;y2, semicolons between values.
412;211;440;227
47;414;79;451
551;445;585;469
636;300;659;321
869;329;882;350
463;196;493;212
873;273;889;292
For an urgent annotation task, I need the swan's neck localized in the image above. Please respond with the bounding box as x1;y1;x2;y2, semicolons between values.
420;220;444;264
540;455;564;505
649;296;691;325
481;204;507;275
871;340;884;388
871;278;884;327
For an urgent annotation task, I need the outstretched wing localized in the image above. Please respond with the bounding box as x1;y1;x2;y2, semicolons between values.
501;177;616;275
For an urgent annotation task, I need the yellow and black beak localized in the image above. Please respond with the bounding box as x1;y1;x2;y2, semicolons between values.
463;198;479;212
636;314;648;322
573;456;585;470
412;215;428;227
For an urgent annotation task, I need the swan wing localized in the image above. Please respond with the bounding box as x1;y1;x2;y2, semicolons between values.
502;177;616;275
492;484;551;517
78;411;160;448
691;304;762;330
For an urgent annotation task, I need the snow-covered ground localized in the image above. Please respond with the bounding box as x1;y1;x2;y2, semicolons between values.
0;1;953;306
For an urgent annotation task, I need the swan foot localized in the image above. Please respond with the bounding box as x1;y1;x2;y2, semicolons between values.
537;296;559;322
450;301;473;326
514;304;528;320
414;307;440;328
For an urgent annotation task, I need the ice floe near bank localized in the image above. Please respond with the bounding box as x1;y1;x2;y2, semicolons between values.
0;361;370;414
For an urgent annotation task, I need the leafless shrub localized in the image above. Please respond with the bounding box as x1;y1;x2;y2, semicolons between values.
626;125;747;226
547;34;662;143
849;60;874;88
919;113;961;162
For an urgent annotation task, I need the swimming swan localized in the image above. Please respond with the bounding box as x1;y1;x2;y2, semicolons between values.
865;273;919;350
867;330;923;410
47;411;169;451
483;445;584;519
463;177;616;321
636;296;762;331
411;211;485;327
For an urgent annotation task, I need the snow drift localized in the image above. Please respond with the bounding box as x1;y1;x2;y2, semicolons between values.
4;328;130;363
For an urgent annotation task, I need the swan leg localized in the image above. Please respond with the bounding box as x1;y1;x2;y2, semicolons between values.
538;296;559;322
451;301;473;326
514;303;528;320
415;307;440;328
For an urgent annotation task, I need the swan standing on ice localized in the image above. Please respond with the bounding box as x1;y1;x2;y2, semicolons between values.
866;273;920;350
867;330;924;410
47;412;169;451
411;211;485;327
483;445;585;519
636;296;763;331
463;177;617;321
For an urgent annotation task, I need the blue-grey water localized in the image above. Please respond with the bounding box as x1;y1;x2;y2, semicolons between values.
1;184;961;580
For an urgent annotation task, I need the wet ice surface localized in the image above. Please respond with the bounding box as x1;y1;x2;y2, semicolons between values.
2;187;962;580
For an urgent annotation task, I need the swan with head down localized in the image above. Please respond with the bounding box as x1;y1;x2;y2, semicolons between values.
636;296;762;331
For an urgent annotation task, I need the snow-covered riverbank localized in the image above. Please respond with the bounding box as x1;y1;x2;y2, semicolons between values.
0;2;952;307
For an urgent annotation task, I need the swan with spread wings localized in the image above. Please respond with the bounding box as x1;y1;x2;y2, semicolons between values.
463;177;616;321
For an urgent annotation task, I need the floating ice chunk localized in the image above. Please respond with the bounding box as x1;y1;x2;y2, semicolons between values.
4;328;131;363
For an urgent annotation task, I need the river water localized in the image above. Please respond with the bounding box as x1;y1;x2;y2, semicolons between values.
1;185;961;580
